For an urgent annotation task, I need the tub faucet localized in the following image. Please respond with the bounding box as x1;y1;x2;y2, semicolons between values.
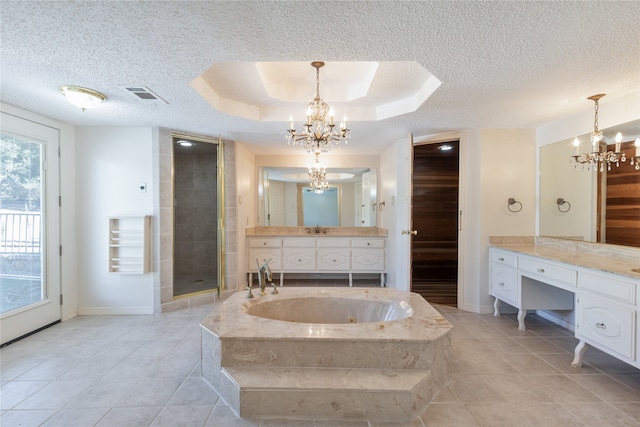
257;258;274;296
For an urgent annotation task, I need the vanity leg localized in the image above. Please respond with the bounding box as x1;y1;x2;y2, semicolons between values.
517;309;527;331
280;272;284;287
349;273;353;287
571;340;590;368
380;273;384;287
493;297;501;316
248;273;253;289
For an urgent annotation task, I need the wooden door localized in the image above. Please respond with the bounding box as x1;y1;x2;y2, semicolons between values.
603;140;640;247
411;141;459;306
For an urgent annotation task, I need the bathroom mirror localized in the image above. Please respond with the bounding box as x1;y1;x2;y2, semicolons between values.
539;119;640;246
258;167;377;227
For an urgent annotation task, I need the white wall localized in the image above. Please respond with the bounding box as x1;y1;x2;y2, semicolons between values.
476;129;537;312
75;127;154;314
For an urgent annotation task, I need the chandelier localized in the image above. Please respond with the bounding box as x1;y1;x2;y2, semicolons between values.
287;61;350;153
570;94;627;172
308;153;329;193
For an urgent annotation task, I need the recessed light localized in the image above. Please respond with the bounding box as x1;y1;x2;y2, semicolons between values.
438;145;453;151
177;140;193;147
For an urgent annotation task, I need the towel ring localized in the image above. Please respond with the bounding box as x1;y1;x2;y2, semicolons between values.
507;198;523;213
556;198;571;213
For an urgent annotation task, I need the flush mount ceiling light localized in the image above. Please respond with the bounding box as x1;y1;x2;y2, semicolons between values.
176;140;193;147
287;61;350;153
59;85;106;111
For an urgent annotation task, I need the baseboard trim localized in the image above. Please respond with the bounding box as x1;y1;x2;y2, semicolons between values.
77;307;153;315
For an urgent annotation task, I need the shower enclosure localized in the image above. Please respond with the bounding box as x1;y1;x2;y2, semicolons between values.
172;136;222;297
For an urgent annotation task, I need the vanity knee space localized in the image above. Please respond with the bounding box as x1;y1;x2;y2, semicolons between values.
489;243;640;369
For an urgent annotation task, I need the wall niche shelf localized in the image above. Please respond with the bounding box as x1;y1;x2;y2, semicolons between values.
108;215;151;274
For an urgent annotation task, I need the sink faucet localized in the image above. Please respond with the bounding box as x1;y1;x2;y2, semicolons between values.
247;258;278;298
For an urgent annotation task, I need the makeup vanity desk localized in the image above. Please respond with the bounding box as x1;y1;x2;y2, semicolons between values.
489;237;640;368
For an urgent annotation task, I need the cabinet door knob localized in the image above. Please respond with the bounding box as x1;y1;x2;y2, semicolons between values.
537;268;545;273
498;282;505;287
596;322;607;330
498;257;504;261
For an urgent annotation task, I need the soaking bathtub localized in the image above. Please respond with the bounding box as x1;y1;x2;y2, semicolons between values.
200;287;452;422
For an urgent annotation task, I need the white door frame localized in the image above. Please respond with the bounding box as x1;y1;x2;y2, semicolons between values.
412;132;466;308
1;112;61;345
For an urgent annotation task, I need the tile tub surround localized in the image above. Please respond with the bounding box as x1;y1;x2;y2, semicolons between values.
489;236;640;279
246;226;387;237
200;287;452;422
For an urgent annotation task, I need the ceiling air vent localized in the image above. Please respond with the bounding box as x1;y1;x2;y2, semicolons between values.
121;86;167;104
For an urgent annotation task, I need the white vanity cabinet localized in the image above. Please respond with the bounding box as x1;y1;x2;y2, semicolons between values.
351;238;385;272
574;271;637;366
247;238;282;271
490;249;519;307
317;238;350;271
489;245;640;369
282;238;316;271
246;235;386;287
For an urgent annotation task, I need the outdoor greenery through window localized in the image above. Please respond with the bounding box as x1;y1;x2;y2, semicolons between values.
0;133;43;314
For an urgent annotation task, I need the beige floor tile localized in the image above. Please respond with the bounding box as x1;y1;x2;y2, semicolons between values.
500;353;561;374
569;374;640;402
483;374;554;402
447;374;506;403
524;374;602;402
420;402;480;426
562;402;640;426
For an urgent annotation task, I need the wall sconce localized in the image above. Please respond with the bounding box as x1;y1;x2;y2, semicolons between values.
507;198;522;212
556;198;571;213
60;85;106;111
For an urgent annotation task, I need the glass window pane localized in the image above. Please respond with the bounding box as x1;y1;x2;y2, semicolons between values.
0;134;44;314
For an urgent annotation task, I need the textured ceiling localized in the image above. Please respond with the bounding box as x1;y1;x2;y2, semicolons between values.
1;1;639;155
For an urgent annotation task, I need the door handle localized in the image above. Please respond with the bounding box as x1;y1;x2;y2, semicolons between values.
401;229;417;235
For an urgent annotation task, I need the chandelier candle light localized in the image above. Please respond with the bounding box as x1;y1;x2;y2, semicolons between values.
287;61;350;153
570;94;626;172
308;153;329;193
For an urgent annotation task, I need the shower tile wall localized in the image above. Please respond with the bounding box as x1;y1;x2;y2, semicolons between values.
174;151;218;295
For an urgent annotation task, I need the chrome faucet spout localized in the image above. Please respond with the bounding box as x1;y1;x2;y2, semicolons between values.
256;259;273;296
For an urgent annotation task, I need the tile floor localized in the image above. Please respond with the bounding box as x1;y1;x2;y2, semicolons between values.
2;289;640;426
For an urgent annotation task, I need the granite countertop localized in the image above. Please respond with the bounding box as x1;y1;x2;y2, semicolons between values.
246;226;387;237
489;236;640;280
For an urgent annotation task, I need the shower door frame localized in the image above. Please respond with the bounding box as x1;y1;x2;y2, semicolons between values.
171;133;225;298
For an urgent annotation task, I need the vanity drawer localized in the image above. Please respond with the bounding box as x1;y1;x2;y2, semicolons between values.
579;271;636;306
576;293;636;361
248;248;282;270
490;249;518;269
318;249;350;270
352;249;385;271
283;238;316;248
283;249;316;270
519;256;577;289
317;238;350;248
491;266;518;307
352;239;385;249
248;238;282;248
